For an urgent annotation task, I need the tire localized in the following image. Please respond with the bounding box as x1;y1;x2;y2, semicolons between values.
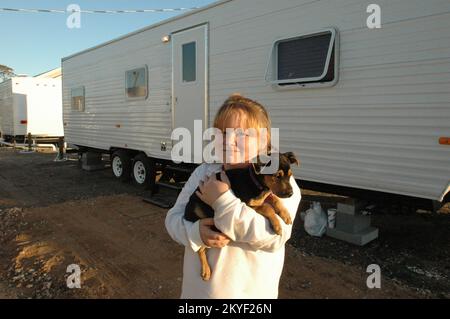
132;154;156;189
111;150;132;182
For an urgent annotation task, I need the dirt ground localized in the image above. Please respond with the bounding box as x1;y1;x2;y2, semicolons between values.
0;146;449;299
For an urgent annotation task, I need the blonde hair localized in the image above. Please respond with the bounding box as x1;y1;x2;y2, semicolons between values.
213;94;271;153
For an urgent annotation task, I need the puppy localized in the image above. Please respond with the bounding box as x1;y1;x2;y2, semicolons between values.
184;152;299;280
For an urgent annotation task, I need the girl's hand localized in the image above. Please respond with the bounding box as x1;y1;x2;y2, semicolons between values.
199;218;230;248
196;171;231;207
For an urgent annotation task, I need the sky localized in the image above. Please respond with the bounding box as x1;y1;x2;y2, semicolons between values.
0;0;217;76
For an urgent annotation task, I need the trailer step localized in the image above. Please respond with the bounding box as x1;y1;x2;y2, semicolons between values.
142;165;193;209
156;180;185;191
164;164;196;175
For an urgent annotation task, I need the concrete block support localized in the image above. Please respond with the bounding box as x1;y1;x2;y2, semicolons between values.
327;199;378;246
326;227;379;246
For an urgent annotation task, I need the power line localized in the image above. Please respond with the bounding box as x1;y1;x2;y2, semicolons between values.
0;7;200;14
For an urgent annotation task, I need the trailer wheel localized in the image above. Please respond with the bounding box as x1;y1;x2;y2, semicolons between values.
111;151;132;182
132;154;156;189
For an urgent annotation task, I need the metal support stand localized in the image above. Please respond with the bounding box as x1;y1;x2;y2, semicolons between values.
27;133;32;152
54;137;66;161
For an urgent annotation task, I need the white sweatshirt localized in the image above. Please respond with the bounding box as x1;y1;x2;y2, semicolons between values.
165;163;301;299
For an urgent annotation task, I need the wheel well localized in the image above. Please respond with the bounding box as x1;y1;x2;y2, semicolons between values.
109;148;139;159
108;148;174;168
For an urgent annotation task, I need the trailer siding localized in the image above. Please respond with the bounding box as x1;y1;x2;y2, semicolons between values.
62;0;450;201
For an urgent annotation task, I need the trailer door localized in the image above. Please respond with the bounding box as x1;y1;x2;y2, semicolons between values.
172;24;208;163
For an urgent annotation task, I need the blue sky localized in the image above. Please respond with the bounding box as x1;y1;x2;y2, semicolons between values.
0;1;217;76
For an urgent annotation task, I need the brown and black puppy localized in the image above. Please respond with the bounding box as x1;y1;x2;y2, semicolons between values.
184;152;299;280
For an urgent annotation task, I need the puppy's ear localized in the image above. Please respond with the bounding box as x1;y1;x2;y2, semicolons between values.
284;152;299;166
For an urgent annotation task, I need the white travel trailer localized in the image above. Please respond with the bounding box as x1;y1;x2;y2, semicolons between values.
0;68;63;143
62;0;450;208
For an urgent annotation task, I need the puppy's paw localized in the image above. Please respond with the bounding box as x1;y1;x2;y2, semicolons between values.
271;220;283;236
247;198;260;207
280;210;292;225
201;266;211;281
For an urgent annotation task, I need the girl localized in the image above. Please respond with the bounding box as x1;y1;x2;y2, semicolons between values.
165;94;301;298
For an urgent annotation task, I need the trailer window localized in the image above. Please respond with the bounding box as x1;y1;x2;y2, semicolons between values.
126;67;148;98
265;28;338;87
71;87;85;112
182;42;196;83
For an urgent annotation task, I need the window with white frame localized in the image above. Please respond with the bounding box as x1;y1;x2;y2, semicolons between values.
71;86;85;111
126;66;148;98
265;28;338;87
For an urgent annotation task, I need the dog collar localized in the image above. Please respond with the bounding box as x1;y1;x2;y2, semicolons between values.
248;165;265;191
